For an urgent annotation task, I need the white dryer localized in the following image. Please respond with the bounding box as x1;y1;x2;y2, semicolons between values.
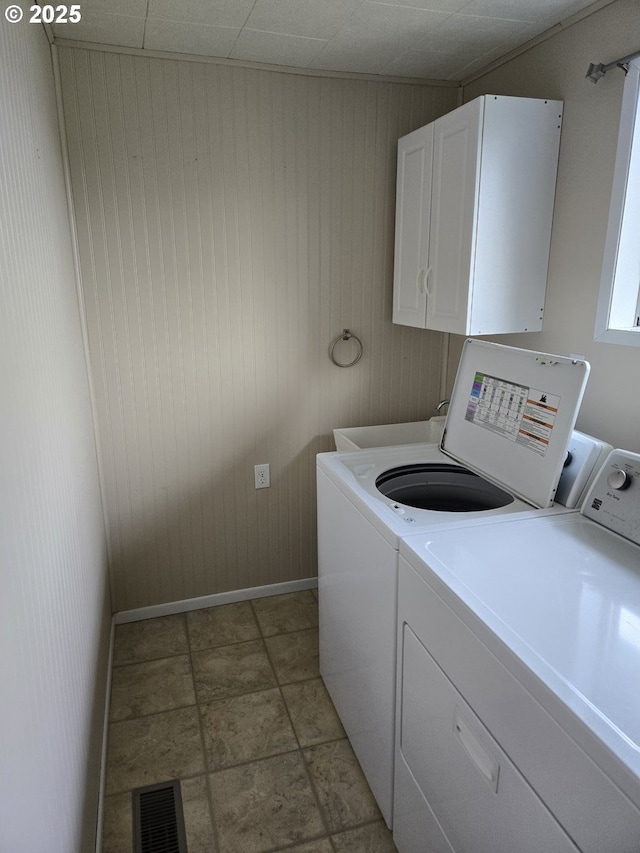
317;340;604;826
394;449;640;852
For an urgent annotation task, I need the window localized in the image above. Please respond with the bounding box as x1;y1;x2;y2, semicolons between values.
594;58;640;346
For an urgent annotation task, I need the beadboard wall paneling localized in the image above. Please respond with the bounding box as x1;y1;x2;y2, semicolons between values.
0;25;110;853
59;48;457;611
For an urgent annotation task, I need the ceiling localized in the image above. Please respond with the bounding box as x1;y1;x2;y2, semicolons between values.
51;0;603;82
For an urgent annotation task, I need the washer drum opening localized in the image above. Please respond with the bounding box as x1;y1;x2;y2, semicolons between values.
375;464;514;512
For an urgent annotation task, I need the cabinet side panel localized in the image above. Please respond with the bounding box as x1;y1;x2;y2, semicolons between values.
471;97;562;335
427;98;483;334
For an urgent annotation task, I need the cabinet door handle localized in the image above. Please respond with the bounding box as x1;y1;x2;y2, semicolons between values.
417;267;432;296
424;266;432;296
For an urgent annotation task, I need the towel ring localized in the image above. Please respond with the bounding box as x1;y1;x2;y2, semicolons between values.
329;329;363;368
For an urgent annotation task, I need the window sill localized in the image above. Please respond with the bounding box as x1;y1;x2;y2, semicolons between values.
594;326;640;347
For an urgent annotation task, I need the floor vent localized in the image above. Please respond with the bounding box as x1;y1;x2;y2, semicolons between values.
132;780;188;853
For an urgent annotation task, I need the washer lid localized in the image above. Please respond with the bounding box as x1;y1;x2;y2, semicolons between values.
441;340;590;508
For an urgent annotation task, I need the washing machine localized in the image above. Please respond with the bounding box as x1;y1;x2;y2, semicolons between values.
317;340;606;827
394;448;640;852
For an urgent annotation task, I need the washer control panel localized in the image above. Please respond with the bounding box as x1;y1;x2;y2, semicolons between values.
582;449;640;544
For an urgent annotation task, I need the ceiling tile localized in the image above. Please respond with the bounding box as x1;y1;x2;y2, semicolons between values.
489;21;549;53
382;48;474;78
71;0;147;14
244;0;364;40
376;0;467;11
451;42;515;78
51;10;144;47
309;32;403;74
305;1;454;75
144;19;240;55
147;0;257;29
414;12;536;53
459;0;597;23
338;2;452;49
230;28;327;67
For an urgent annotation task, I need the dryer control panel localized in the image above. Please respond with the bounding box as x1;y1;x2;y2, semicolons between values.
582;450;640;545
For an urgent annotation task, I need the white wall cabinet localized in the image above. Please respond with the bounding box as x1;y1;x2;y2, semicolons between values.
392;95;563;336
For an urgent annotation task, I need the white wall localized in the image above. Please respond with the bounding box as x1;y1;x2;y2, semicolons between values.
455;0;640;452
0;22;111;853
59;48;457;611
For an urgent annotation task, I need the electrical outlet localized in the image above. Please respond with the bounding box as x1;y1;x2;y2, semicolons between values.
254;463;270;489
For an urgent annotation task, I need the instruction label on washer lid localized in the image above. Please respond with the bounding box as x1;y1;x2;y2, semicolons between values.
465;372;560;456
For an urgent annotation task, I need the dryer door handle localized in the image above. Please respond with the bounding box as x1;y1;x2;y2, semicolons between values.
453;708;500;792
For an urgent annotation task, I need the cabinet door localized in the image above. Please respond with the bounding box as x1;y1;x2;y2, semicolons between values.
392;124;433;328
427;98;483;334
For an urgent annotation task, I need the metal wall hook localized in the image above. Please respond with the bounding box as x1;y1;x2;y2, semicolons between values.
329;329;363;368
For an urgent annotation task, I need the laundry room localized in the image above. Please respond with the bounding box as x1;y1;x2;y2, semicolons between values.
1;0;639;851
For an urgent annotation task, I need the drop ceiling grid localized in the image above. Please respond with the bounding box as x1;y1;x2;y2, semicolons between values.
51;0;605;81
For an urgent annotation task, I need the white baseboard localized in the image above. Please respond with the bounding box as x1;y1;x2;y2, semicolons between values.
113;577;318;624
94;616;115;853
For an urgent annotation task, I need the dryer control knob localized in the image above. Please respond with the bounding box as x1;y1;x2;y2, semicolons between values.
607;468;631;490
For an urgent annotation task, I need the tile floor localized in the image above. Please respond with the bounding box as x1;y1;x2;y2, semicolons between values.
101;589;397;853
